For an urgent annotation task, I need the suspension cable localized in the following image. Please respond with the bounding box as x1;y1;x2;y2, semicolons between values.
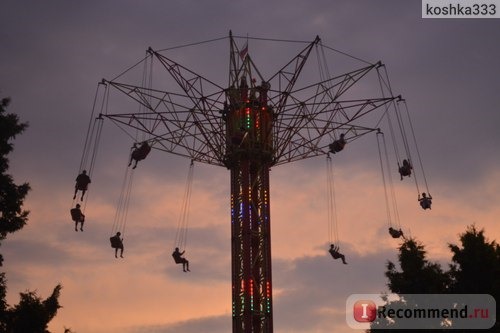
135;50;155;143
319;42;373;65
381;131;401;229
79;83;101;172
394;100;412;163
73;82;108;213
386;109;402;166
315;42;346;142
375;65;402;167
376;131;393;228
79;82;107;175
157;36;229;52
87;116;104;177
326;155;339;245
400;100;431;195
174;160;195;251
111;161;135;238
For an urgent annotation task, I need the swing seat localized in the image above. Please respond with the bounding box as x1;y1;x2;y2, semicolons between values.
329;249;340;259
420;200;431;209
172;254;182;264
110;236;123;249
172;252;187;264
329;140;345;153
132;143;151;161
70;208;84;222
75;182;89;191
75;175;91;190
399;166;412;177
389;228;403;238
390;232;401;239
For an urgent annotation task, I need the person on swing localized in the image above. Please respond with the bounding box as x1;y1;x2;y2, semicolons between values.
329;244;347;264
172;247;190;272
110;232;124;258
128;141;151;169
70;203;85;232
398;159;412;180
73;170;91;201
329;133;347;154
388;227;404;239
418;192;432;210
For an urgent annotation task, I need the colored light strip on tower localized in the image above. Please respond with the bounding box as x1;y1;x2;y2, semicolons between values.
245;107;251;130
264;189;269;222
266;281;271;313
230;194;235;224
240;279;245;311
255;107;260;129
250;279;254;310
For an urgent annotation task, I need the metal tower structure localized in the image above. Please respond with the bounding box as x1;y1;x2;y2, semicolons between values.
98;32;400;333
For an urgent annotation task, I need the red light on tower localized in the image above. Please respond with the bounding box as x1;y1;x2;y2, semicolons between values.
245;107;251;129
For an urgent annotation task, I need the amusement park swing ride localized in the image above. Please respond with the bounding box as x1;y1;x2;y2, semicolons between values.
71;31;432;333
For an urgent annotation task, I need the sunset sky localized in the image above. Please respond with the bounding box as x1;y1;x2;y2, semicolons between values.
1;1;500;332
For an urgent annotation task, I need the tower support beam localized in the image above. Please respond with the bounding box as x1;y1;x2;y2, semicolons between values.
231;158;273;332
227;49;274;330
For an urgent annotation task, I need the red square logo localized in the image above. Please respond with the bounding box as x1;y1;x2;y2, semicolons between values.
353;300;377;322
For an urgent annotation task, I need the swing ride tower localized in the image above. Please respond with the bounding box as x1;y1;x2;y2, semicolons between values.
92;32;419;333
225;41;275;331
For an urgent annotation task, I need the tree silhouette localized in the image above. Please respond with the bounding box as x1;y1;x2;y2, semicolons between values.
386;238;450;294
449;225;500;295
369;238;449;331
0;97;65;332
0;273;7;332
448;225;500;332
6;285;62;332
0;97;30;243
369;226;499;332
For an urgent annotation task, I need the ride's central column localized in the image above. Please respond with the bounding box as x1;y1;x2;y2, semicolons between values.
225;77;274;333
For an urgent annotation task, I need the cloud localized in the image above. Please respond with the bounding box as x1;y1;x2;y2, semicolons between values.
125;248;398;333
128;314;230;333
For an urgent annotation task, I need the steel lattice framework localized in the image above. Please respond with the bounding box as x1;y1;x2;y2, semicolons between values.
100;32;400;333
